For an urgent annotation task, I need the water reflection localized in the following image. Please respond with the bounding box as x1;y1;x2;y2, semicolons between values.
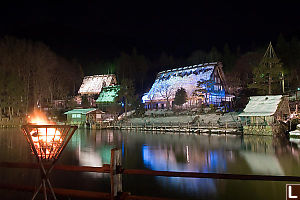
67;130;117;167
142;140;235;196
240;151;284;175
65;130;116;179
142;145;231;172
2;129;300;199
242;136;300;176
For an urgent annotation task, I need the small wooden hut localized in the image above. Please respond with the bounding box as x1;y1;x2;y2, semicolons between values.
64;108;104;126
239;95;290;135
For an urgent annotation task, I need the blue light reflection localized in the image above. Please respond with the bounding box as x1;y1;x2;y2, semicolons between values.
142;144;228;197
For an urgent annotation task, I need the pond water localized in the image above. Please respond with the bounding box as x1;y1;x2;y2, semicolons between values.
1;128;300;200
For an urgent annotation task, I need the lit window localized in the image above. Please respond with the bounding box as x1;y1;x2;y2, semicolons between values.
72;114;81;118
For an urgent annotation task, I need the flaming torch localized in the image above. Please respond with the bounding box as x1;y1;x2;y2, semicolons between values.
21;111;77;200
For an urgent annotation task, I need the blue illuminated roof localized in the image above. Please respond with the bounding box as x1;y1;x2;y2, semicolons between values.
143;62;219;102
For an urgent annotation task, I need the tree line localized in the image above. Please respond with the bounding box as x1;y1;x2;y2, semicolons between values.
1;33;299;119
0;36;83;119
84;34;300;99
85;34;299;112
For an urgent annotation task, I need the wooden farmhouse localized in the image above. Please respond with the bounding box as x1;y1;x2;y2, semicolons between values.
142;62;233;109
239;95;290;135
64;108;104;126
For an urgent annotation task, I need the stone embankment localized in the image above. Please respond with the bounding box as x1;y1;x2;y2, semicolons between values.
110;111;242;134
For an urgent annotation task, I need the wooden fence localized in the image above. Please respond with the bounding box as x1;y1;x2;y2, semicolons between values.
1;148;300;200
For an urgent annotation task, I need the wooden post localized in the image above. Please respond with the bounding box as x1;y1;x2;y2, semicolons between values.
110;148;122;200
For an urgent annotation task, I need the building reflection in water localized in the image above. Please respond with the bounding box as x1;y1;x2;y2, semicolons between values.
56;130;300;197
240;151;284;175
142;144;234;197
68;130;116;178
289;138;300;160
3;129;300;199
242;135;300;175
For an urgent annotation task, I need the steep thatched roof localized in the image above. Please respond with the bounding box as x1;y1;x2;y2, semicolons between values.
142;62;225;102
78;74;117;95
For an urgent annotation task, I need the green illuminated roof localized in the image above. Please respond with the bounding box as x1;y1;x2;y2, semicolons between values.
96;85;120;103
64;108;97;115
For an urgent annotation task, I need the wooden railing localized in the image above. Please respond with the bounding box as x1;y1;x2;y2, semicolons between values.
1;148;300;200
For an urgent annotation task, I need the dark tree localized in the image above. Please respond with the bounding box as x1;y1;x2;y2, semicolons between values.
118;79;135;117
173;88;187;107
232;50;263;89
132;97;145;116
0;36;83;118
106;103;122;119
222;43;236;72
187;50;209;65
248;43;284;95
116;49;149;93
84;60;116;76
81;95;90;108
208;46;222;62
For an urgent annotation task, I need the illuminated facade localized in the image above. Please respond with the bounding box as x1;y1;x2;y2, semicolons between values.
142;62;232;109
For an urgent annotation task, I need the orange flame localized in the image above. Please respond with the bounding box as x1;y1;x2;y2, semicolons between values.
28;110;62;159
28;110;54;125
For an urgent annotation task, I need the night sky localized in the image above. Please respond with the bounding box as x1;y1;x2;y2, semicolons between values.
0;1;300;63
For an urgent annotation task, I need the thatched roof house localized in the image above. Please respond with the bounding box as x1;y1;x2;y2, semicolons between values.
239;95;290;135
142;62;233;109
239;95;290;120
78;74;117;95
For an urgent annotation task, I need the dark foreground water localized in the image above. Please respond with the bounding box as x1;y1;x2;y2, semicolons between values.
1;129;300;200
